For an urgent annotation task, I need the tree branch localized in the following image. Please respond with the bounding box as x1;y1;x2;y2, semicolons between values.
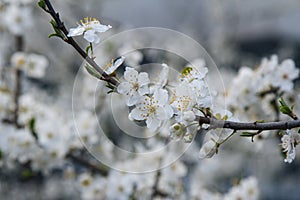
66;151;108;176
42;0;118;86
2;36;24;129
199;116;300;131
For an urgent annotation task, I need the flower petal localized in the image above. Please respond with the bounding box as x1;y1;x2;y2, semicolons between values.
130;108;146;120
156;107;167;120
124;67;138;82
84;30;100;43
154;89;168;105
93;23;112;32
117;82;131;95
138;85;149;96
138;72;150;86
146;117;160;132
127;94;141;106
67;26;84;37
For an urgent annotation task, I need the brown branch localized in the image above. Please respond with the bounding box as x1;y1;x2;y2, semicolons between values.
66;151;108;176
42;0;118;86
150;170;169;199
257;87;279;98
199;116;300;131
2;36;24;129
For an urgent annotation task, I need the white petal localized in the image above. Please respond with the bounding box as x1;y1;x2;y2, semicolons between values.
138;85;149;96
138;72;150;86
154;89;168;105
117;82;131;95
146;117;161;132
105;57;124;75
124;67;138;82
164;105;174;119
130;108;146;120
84;30;100;43
156;107;167;120
93;23;112;33
127;94;141;106
67;26;84;37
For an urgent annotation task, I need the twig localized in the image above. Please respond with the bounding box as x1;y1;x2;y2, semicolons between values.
199;116;300;131
41;0;118;86
66;151;108;176
150;169;169;199
2;36;24;129
150;138;170;199
257;87;279;98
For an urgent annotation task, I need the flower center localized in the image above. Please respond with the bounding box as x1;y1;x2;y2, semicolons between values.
177;95;192;112
132;82;139;91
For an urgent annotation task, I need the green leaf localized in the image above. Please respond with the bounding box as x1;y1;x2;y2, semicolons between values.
86;45;92;55
50;20;57;28
49;20;64;38
29;118;38;141
21;169;34;179
279;97;293;116
85;65;102;80
48;33;62;39
38;0;46;10
240;132;257;137
106;82;117;94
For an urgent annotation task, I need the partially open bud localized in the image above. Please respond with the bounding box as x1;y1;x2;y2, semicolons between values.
169;123;186;141
199;140;217;159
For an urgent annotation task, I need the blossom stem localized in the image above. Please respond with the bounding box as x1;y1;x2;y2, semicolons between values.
199;116;300;131
42;0;118;86
89;42;94;59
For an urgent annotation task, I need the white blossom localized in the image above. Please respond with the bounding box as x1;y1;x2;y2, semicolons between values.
24;53;49;78
130;88;173;132
117;67;150;106
3;4;32;35
67;17;111;43
224;176;259;200
11;52;49;78
281;129;300;163
171;82;197;123
274;59;299;92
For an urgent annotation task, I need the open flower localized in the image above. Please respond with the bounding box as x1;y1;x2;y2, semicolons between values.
67;17;112;43
117;67;150;106
130;89;173;132
281;129;300;163
171;83;197;123
11;52;49;78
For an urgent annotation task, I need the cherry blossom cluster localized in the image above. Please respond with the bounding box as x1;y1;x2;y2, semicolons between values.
117;60;213;141
226;55;300;163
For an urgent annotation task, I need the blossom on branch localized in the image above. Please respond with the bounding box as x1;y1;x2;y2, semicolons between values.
281;129;300;163
67;17;112;43
130;88;173;132
117;67;150;106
